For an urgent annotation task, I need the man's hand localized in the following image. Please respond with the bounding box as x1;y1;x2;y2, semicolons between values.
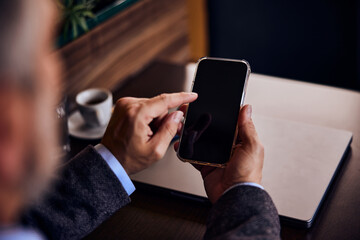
174;105;264;203
102;92;198;175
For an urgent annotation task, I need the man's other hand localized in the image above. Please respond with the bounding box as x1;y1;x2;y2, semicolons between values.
174;105;264;203
102;92;197;175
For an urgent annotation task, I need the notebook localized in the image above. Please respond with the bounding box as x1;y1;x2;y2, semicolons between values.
130;115;352;228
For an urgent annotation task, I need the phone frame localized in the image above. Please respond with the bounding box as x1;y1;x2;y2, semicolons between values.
177;57;251;168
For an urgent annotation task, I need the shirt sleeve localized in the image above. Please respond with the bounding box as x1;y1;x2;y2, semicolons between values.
0;226;45;240
94;144;136;196
223;182;264;195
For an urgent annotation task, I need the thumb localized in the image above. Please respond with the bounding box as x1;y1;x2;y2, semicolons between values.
237;105;259;146
150;111;184;158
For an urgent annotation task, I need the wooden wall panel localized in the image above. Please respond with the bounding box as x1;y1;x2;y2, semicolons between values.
58;0;190;96
186;0;209;61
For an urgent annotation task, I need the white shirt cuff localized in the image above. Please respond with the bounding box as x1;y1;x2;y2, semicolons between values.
94;144;135;196
223;182;264;195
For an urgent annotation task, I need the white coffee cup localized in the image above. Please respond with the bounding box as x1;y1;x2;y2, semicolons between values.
76;88;113;127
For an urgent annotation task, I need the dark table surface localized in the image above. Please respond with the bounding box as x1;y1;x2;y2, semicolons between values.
66;62;360;239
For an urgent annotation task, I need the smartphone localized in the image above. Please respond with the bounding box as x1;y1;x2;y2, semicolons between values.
177;57;250;167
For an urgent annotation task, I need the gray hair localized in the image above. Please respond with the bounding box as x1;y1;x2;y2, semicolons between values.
0;0;40;91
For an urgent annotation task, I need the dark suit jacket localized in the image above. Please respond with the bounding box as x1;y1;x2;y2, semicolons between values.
23;146;280;240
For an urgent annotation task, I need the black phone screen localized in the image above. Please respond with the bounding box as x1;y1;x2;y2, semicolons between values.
178;58;249;165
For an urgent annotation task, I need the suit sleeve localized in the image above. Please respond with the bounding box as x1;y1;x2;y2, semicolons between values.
22;145;131;240
204;186;281;240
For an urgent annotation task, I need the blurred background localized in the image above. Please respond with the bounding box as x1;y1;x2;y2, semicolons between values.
57;0;360;96
207;0;359;91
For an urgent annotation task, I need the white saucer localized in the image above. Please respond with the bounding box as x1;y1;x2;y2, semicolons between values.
68;111;108;140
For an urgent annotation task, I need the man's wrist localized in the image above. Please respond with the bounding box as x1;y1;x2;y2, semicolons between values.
94;144;135;195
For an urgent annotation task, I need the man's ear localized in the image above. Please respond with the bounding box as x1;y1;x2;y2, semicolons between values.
0;85;28;224
0;87;31;187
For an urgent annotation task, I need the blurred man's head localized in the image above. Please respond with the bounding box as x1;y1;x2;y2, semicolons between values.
0;0;61;223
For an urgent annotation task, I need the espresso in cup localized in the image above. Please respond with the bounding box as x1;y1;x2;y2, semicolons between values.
76;88;113;127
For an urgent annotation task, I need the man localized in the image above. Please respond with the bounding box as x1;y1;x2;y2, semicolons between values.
0;0;280;239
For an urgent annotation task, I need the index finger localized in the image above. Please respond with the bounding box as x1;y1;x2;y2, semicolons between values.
144;92;198;118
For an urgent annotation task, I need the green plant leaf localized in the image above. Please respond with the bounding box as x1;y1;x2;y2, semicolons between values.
83;10;95;18
58;0;97;39
78;17;89;32
73;4;87;12
71;18;78;37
